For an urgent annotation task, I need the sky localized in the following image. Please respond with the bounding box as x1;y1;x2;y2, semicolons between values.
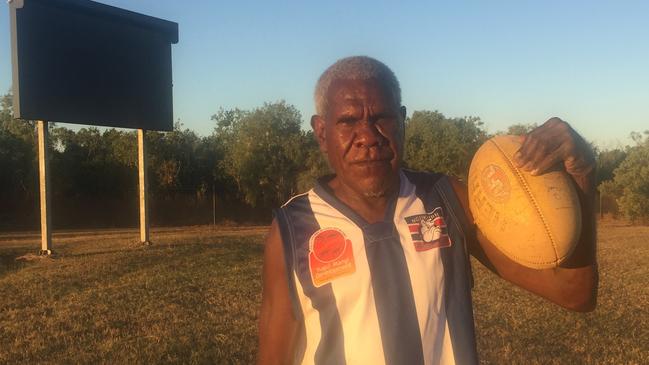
1;0;647;148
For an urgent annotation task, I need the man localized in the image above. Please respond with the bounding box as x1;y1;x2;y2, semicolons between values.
257;56;597;365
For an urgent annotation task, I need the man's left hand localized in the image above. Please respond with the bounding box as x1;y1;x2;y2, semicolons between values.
459;117;598;312
513;117;595;179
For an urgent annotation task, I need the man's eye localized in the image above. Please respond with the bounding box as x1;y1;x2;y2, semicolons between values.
338;118;356;125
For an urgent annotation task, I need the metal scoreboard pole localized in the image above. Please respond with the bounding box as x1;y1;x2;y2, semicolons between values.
138;129;151;245
37;120;52;255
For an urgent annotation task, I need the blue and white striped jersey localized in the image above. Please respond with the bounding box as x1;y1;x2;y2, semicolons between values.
275;169;478;365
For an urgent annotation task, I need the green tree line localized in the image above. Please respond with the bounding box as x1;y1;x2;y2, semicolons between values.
1;91;647;230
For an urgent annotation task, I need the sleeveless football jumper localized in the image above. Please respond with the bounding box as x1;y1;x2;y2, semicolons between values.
274;170;478;365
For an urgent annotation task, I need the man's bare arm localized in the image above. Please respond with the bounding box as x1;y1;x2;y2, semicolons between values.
451;118;598;312
257;220;299;365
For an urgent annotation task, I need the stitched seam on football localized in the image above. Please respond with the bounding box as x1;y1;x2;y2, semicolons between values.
489;138;559;265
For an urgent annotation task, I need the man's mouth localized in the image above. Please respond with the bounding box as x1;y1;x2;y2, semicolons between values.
346;147;395;167
349;157;393;166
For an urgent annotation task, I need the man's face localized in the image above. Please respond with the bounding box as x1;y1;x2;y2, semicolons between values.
312;78;406;198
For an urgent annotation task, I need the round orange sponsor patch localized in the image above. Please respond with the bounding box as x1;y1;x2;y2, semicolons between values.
308;228;356;287
311;229;347;262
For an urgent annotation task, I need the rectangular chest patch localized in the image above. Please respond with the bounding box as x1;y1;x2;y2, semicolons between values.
405;207;452;251
308;228;356;287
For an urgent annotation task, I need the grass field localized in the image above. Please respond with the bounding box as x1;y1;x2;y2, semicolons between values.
0;222;647;364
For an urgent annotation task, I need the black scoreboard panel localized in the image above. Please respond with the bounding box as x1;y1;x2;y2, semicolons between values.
9;0;178;131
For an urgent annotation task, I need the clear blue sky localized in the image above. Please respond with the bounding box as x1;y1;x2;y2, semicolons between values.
1;0;647;147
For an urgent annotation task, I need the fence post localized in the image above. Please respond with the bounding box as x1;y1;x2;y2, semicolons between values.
212;182;216;228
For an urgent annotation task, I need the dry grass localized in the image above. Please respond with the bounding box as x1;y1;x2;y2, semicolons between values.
0;222;647;364
0;227;266;364
473;220;649;364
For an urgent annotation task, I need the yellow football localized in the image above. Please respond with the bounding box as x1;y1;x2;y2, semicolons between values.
468;135;581;269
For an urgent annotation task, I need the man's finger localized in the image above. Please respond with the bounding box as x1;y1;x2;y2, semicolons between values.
516;135;553;169
515;135;539;167
528;147;565;175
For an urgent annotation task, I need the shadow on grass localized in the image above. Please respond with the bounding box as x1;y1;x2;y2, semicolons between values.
0;237;264;281
62;237;262;258
0;249;31;276
140;237;264;254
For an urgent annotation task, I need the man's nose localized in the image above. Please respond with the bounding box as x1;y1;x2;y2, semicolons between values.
354;120;386;148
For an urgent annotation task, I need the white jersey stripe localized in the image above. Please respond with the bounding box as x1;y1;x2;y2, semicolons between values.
309;192;386;365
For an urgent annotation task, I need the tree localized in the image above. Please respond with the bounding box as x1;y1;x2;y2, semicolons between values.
598;179;622;218
0;91;39;229
0;120;36;199
595;148;626;186
504;123;538;136
594;147;628;217
610;132;649;222
403;110;487;179
50;127;136;199
1;91;36;144
212;101;309;211
145;121;204;196
296;130;330;193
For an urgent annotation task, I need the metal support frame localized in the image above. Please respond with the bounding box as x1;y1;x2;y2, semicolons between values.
138;129;151;245
37;120;52;255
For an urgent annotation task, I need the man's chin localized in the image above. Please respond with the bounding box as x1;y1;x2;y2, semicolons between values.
358;177;398;198
362;190;387;198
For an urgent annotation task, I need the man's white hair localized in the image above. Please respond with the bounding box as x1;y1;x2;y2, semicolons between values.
314;56;401;116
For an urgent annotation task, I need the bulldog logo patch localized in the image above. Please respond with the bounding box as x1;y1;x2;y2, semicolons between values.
405;207;452;251
308;228;356;287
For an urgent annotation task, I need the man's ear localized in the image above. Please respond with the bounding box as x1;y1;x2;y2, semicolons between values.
311;115;327;153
